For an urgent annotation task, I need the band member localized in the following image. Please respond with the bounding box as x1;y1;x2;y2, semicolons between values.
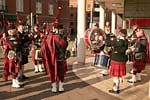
127;25;138;63
0;33;7;54
41;24;68;93
32;25;44;73
128;29;149;83
16;23;30;81
100;21;112;76
104;21;111;34
108;29;128;94
3;25;22;88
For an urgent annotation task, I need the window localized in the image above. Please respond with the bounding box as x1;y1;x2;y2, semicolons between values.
48;4;54;15
94;12;99;17
36;0;42;14
70;22;73;25
0;0;6;10
94;1;99;8
70;13;74;17
16;0;24;12
87;4;91;9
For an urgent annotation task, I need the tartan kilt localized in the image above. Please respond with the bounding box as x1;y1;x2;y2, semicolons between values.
109;60;126;77
22;56;28;64
132;58;146;71
57;60;67;76
32;49;35;61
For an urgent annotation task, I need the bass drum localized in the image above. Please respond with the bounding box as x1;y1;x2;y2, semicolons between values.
84;27;106;49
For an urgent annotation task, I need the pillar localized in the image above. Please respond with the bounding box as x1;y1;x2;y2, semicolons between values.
77;0;86;64
123;19;126;29
89;1;93;28
30;12;33;27
99;4;105;30
128;19;131;29
111;11;116;34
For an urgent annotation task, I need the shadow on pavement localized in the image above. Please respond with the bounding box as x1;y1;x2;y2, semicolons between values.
0;63;123;100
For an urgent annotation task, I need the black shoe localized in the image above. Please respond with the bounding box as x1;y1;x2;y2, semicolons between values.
102;74;108;76
35;71;39;73
22;75;29;79
109;89;120;94
18;75;29;81
18;76;25;81
19;83;24;87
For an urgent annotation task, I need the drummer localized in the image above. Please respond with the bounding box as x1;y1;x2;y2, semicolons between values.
108;29;128;94
100;21;112;76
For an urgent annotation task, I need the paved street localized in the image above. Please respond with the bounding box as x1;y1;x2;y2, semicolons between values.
0;49;149;100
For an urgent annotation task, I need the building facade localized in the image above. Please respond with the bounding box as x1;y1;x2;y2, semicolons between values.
0;0;69;29
69;0;112;35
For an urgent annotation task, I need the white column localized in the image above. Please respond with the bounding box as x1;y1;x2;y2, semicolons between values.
128;19;131;29
77;0;86;64
30;12;33;27
123;19;126;29
99;5;105;30
111;11;116;34
89;1;93;28
117;15;123;29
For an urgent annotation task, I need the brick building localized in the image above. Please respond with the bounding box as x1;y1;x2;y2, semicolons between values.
0;0;69;29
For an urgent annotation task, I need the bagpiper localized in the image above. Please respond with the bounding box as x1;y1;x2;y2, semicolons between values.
16;23;31;81
31;25;44;73
41;24;69;93
3;25;23;88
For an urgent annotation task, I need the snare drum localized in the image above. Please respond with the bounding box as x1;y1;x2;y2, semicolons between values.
94;53;110;68
35;49;42;60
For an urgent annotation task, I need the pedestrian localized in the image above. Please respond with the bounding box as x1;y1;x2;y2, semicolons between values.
108;29;128;94
128;29;149;83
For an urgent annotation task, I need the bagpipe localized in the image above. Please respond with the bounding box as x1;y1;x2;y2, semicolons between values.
7;36;21;61
42;7;62;35
52;7;71;59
